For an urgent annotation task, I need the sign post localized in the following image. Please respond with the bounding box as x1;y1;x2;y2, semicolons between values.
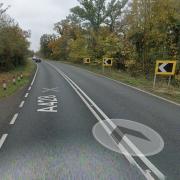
83;58;91;64
102;58;113;73
153;60;177;88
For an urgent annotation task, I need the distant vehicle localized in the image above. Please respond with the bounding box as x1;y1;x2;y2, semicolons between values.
35;58;42;63
32;56;42;63
32;56;37;61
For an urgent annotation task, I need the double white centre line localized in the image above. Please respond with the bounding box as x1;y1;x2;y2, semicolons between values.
47;62;165;180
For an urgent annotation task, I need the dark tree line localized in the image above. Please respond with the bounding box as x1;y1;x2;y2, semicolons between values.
0;3;30;71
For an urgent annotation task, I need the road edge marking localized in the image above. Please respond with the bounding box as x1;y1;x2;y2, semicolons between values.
0;134;8;149
10;113;18;125
62;62;180;107
19;101;25;108
31;63;39;86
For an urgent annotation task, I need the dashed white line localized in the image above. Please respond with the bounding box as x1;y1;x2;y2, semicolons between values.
28;86;31;91
0;134;8;149
25;93;29;98
10;113;18;125
19;101;25;108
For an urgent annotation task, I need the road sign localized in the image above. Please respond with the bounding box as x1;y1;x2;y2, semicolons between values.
83;58;91;64
155;60;177;75
103;58;113;67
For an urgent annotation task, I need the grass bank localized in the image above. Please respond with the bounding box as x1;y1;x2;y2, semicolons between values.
58;61;180;104
0;59;36;98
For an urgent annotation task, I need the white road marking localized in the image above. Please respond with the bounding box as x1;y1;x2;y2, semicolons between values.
25;93;29;98
31;64;39;86
0;134;8;149
10;113;18;125
42;87;59;93
37;95;58;112
19;101;25;108
28;86;31;91
46;61;165;180
159;64;167;72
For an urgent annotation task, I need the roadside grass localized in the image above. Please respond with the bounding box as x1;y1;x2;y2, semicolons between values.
58;61;180;104
0;59;36;98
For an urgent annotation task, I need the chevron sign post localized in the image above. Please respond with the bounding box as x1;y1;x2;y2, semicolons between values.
153;60;177;88
83;58;91;64
102;58;113;73
155;61;177;75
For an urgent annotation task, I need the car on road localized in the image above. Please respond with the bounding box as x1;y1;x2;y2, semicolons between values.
35;58;42;63
32;56;37;61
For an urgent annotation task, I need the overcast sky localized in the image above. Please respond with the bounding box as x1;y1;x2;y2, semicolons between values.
2;0;78;51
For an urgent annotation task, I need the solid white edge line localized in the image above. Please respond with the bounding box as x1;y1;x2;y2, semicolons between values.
46;61;163;180
64;62;180;107
31;63;38;86
10;113;18;125
25;93;29;98
19;101;25;108
0;134;8;149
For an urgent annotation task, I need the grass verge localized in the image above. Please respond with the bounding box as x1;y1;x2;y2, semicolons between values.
0;60;36;98
57;61;180;104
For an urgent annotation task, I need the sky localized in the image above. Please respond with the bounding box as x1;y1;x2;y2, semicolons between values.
2;0;79;51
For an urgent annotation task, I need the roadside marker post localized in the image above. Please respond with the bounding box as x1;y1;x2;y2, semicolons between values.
153;60;177;88
20;72;23;79
102;58;113;73
2;80;7;90
12;76;16;85
18;75;21;82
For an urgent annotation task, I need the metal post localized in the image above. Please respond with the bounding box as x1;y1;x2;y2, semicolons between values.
153;74;157;89
3;80;7;90
13;76;16;85
168;76;171;87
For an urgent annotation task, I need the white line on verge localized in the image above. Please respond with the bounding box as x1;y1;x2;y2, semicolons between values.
19;101;25;108
0;134;8;149
10;113;18;125
25;93;29;98
28;86;31;91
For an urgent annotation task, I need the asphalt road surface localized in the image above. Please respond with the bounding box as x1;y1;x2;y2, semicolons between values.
0;60;179;180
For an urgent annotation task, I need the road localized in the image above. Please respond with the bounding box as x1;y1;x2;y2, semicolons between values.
0;60;179;180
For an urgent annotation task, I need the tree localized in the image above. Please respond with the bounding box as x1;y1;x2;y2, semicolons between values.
40;34;56;58
0;4;30;71
105;0;128;32
71;0;107;31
